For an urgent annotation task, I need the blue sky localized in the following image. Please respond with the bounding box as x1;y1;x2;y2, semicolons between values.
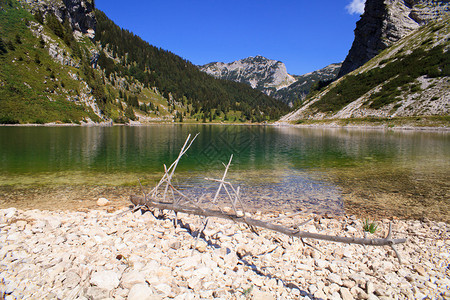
95;0;365;75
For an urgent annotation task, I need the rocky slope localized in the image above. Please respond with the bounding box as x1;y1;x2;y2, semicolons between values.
200;56;297;93
272;63;341;106
23;0;96;38
281;11;449;123
338;0;450;77
200;57;341;106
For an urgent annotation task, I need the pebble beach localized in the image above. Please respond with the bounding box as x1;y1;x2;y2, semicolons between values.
0;205;449;300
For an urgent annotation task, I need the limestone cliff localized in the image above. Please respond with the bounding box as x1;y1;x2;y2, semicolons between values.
22;0;96;38
281;15;450;122
200;56;341;106
338;0;450;77
200;56;296;93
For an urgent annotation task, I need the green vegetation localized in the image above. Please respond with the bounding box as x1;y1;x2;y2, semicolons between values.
0;0;288;124
309;42;449;113
0;0;101;124
363;219;378;234
94;10;289;122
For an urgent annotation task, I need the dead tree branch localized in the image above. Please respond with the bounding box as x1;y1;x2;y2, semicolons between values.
129;135;406;263
130;195;406;247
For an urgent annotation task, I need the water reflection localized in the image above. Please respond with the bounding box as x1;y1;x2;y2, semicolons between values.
0;125;449;220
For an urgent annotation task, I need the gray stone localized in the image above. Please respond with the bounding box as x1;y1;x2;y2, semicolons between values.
308;284;318;294
366;281;375;294
187;277;202;291
340;287;354;300
85;286;109;300
368;294;380;300
128;284;154;300
121;270;146;289
97;197;109;206
328;273;343;285
314;289;327;299
90;270;120;290
174;292;196;300
63;271;81;288
154;283;172;295
315;259;328;269
44;217;62;229
343;280;356;289
330;291;342;300
170;241;182;250
252;288;275;300
3;208;17;219
5;281;17;294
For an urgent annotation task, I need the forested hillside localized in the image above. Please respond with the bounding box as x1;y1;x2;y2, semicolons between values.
0;0;103;124
0;0;288;124
94;10;288;122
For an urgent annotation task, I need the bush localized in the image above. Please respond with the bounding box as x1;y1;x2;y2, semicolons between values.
46;13;65;39
124;106;136;121
0;38;7;54
0;116;19;124
34;11;44;24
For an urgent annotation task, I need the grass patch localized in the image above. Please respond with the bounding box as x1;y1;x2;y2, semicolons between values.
0;1;102;123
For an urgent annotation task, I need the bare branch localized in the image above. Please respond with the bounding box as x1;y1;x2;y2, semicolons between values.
129;134;407;264
130;195;407;247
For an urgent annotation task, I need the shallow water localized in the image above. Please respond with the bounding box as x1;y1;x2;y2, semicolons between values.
0;125;448;221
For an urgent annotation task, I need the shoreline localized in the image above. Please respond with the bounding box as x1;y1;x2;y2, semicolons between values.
1;206;448;299
1;183;448;224
274;122;450;132
1;118;449;132
2;122;450;133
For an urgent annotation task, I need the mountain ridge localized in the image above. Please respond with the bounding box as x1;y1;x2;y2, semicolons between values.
200;57;341;106
338;0;450;77
200;56;296;92
281;14;450;123
0;0;288;124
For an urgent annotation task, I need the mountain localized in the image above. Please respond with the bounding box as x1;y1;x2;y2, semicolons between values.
271;63;341;107
200;56;296;92
280;13;450;123
0;0;288;124
200;57;341;106
338;0;450;77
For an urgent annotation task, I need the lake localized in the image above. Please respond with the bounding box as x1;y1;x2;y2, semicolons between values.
0;125;449;221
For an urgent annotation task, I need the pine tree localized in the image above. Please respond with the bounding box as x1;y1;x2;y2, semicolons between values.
0;38;7;54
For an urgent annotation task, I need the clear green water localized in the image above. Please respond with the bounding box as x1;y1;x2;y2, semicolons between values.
0;125;449;221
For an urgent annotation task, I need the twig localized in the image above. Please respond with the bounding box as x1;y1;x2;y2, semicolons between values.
212;155;233;204
130;195;407;247
192;217;209;255
129;134;407;264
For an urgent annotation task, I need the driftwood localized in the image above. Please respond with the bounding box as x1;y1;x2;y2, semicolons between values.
130;134;407;263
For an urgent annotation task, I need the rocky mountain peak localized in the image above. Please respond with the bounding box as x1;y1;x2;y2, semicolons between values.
23;0;96;38
199;56;296;91
338;0;449;77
